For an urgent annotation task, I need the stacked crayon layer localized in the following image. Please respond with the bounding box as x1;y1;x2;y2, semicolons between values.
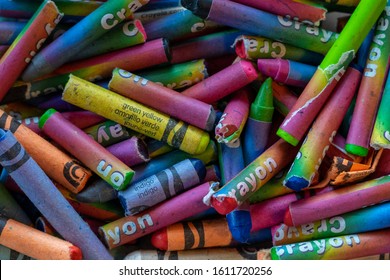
0;0;389;260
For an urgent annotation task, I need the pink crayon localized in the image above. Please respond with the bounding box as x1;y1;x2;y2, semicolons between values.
108;68;216;131
106;136;150;167
215;87;251;144
98;181;216;249
181;59;259;104
39;109;135;191
0;1;62;101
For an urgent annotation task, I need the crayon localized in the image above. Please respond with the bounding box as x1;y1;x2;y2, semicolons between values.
181;0;338;55
98;181;215;249
231;0;328;26
62;75;211;155
0;217;82;260
0;182;32;226
133;6;186;24
283;66;361;191
0;108;92;194
106;136;150;167
356;27;376;71
204;164;221;183
0;129;112;259
234;35;324;65
181;59;259;104
0;21;26;45
62;110;106;129
215;88;250;144
170;29;245;64
151;218;271;251
39;108;135;191
370;66;390;150
276;0;386;146
69;20;147;61
137;59;207;90
145;138;175;158
284;175;390;227
21;0;150;81
272;201;390;246
204;139;300;215
345;1;390;156
243;78;274;164
84;120;135;147
257;58;317;87
74;178;119;204
109;68;216;131
0;0;62;102
270;228;390;260
118;158;206;215
143;8;222;42
124;247;260;260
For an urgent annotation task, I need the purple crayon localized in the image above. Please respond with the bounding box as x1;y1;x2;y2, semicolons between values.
108;68;216;131
39;109;135;191
0;129;112;259
106;136;150;167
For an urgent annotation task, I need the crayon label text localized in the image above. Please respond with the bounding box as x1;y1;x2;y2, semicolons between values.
101;0;143;30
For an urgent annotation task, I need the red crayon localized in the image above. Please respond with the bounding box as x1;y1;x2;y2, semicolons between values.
39;109;135;191
181;59;259;104
108;68;216;131
284;175;390;226
98;181;215;249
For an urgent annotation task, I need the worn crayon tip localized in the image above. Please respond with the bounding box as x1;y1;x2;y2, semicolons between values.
276;128;299;146
283;208;293;227
38;108;58;129
210;196;238;215
227;211;252;243
283;176;309;191
345;144;369;157
69;245;83;260
151;228;168;251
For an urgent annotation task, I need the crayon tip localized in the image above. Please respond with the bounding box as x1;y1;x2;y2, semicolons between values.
151;228;168;251
210;196;238;215
283;208;293;227
345;144;369;157
38;108;58;129
276;128;299;146
69;245;83;260
250;77;274;121
283;176;309;191
193;135;211;155
227;210;252;243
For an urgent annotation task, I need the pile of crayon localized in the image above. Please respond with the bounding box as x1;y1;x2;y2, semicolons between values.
0;0;389;260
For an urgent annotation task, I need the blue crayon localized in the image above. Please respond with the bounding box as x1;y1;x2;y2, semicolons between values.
21;0;150;81
243;77;274;164
118;158;206;215
219;139;252;243
0;129;112;260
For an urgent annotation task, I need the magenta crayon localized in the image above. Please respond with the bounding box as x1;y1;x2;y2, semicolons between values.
284;175;390;227
284;66;362;191
270;228;390;260
234;35;324;65
243;78;274;164
0;129;112;259
0;21;25;45
98;181;216;249
181;59;258;104
39;108;135;191
204;139;300;215
231;0;327;26
21;0;150;81
181;0;338;55
0;0;62;102
276;0;386;146
170;29;246;64
257;58;317;87
346;1;390;156
118;158;206;216
215;88;251;144
109;68;216;131
106;136;150;167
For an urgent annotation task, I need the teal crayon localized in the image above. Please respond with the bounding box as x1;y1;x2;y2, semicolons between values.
21;0;150;81
242;78;274;164
257;58;317;87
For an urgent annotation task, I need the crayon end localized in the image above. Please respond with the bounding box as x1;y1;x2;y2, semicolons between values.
276;128;299;146
234;37;247;59
283;176;309;191
345;144;369;157
210;196;238;215
193;134;211;155
151;228;168;250
227;211;252;243
239;59;259;81
21;62;40;82
283;208;293;227
69;245;83;260
38;108;58;129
